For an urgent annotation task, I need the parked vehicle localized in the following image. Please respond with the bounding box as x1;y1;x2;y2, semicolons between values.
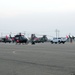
50;37;67;44
1;37;12;43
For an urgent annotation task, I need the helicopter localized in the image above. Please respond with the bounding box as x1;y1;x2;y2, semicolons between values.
13;33;28;44
30;34;48;44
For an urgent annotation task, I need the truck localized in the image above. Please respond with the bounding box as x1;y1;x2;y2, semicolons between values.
50;37;67;44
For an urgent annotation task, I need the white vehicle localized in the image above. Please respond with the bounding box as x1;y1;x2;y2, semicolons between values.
50;37;67;44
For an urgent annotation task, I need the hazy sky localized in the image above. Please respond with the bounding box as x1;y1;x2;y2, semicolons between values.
0;0;75;37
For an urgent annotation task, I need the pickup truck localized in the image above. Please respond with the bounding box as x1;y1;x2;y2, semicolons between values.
50;37;67;44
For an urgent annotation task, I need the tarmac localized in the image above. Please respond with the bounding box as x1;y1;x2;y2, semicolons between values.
0;42;75;75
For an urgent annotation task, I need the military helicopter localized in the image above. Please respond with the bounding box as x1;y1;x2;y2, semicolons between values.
30;34;48;44
13;33;28;44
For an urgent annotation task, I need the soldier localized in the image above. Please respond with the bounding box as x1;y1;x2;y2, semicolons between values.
31;34;35;45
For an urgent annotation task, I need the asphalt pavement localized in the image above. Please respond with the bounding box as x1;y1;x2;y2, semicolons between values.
0;42;75;75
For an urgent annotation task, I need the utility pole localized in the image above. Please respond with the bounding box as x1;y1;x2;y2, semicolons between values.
55;29;60;38
1;33;3;37
58;30;60;37
55;29;58;38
